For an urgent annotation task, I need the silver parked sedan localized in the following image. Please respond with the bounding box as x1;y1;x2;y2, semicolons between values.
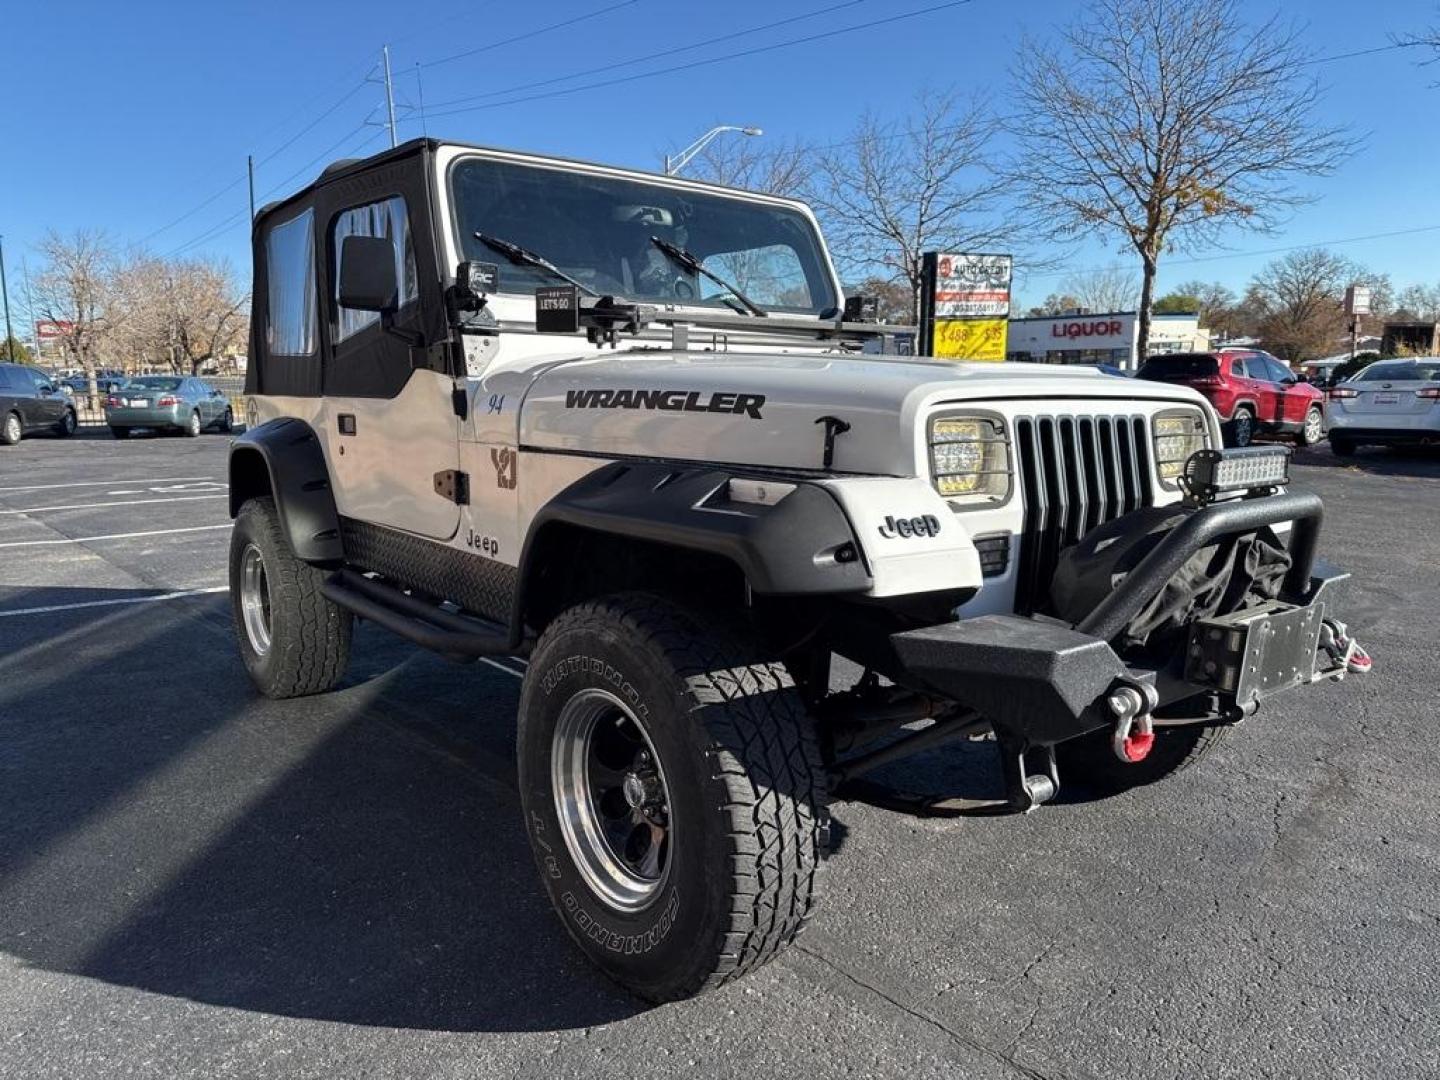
105;376;234;439
1327;358;1440;455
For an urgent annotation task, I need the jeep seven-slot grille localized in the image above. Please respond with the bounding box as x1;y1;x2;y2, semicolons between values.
1013;414;1152;614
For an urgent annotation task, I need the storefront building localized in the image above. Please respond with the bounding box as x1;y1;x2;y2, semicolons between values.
1005;311;1210;371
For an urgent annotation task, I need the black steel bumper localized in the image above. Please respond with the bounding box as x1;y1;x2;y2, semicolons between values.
889;491;1342;747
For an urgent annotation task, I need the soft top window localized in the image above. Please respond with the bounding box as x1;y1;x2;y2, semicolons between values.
450;157;837;315
1136;354;1218;380
266;208;319;357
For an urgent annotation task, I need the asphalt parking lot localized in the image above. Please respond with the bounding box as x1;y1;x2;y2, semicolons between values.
1;429;1437;1080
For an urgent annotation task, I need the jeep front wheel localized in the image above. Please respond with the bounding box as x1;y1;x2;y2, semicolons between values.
229;496;352;698
517;594;825;1002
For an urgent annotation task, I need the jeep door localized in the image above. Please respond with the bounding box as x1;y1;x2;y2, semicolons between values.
320;192;461;540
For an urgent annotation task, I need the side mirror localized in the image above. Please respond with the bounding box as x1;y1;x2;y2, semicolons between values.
338;235;398;313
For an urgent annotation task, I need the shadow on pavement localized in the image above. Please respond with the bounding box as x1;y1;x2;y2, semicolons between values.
1293;443;1440;477
0;591;642;1032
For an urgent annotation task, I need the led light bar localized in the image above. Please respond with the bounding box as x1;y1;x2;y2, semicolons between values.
1179;447;1291;505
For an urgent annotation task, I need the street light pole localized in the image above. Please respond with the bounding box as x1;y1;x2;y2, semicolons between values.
0;235;15;363
664;125;763;176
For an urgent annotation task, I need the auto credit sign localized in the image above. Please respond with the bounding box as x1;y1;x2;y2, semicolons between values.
920;252;1012;361
932;253;1013;318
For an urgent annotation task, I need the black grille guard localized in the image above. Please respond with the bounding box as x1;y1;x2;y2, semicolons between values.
889;490;1327;746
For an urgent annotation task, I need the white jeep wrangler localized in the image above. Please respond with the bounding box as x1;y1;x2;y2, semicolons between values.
228;138;1367;1002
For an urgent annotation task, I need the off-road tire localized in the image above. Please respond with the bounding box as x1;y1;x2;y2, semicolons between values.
1;411;21;446
110;426;129;440
229;496;352;699
1056;722;1231;798
1331;437;1357;457
55;409;77;437
1226;406;1255;448
1298;405;1325;447
517;593;825;1002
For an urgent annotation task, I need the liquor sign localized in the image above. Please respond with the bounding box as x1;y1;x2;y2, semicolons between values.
35;320;75;340
920;252;1012;362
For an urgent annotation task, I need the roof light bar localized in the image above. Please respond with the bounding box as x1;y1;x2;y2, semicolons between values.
1179;447;1290;506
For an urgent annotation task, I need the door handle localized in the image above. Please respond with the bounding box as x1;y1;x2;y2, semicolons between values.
337;414;357;436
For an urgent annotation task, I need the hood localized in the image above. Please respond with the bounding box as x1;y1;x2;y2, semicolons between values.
517;350;1212;477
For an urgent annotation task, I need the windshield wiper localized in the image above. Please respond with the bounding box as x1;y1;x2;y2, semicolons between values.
474;231;599;298
650;237;768;318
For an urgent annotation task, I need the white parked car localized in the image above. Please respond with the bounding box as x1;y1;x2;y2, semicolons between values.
1327;358;1440;455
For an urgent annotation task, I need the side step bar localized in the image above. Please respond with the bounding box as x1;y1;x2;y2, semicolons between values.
320;568;520;659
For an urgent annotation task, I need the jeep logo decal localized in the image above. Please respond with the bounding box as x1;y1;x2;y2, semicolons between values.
878;514;942;539
565;388;766;419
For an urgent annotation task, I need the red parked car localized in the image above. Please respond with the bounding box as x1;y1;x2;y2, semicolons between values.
1135;349;1327;448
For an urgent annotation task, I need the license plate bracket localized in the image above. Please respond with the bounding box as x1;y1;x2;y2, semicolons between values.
1372;392;1399;405
1184;600;1324;706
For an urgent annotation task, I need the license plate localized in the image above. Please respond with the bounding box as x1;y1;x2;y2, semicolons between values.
1372;393;1399;405
130;398;149;407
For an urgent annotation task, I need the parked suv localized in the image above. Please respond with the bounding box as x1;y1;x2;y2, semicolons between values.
0;362;78;445
1136;349;1326;448
227;138;1367;1002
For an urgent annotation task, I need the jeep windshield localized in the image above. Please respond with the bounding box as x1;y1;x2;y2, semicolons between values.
451;157;837;317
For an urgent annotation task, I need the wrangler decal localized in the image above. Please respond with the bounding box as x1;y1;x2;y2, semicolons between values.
564;388;766;419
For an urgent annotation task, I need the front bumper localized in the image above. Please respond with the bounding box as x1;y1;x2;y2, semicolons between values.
889;490;1354;748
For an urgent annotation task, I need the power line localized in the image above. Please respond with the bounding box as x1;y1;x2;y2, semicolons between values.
423;0;867;111
419;0;641;69
423;0;978;120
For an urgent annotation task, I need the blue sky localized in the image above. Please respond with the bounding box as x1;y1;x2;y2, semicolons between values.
3;0;1437;319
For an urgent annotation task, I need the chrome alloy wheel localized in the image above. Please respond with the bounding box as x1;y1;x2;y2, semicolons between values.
3;413;19;443
238;542;273;656
552;689;673;912
1303;408;1323;445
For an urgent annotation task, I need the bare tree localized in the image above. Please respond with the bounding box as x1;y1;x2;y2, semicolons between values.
1168;280;1239;335
113;254;249;374
808;88;1009;323
1245;248;1359;363
1009;0;1351;358
687;136;813;198
1058;266;1138;314
1394;282;1440;321
32;229;117;403
1025;293;1084;317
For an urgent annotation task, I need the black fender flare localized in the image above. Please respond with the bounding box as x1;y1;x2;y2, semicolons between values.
512;461;872;630
228;417;343;564
1228;397;1259;421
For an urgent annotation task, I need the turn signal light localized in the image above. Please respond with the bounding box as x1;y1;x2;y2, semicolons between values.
156;395;179;406
105;396;122;407
1417;388;1440;400
1330;387;1359;399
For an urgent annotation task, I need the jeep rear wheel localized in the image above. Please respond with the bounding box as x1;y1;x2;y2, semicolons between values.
517;594;825;1002
229;496;352;698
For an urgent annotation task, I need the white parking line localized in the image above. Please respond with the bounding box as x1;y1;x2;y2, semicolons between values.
0;586;228;618
0;524;233;549
0;494;227;515
478;657;525;680
0;476;216;494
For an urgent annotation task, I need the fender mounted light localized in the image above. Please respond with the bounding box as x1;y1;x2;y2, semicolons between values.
1178;447;1291;506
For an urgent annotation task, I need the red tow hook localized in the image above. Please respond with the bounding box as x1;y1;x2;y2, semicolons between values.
1108;685;1157;764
